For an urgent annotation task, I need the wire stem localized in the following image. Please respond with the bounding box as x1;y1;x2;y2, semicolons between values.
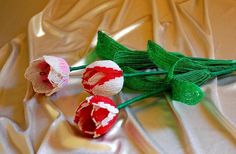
124;70;167;77
70;65;88;72
211;65;236;77
117;87;167;109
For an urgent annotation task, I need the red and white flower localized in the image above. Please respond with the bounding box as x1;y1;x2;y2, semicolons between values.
24;56;70;96
82;60;124;96
74;95;119;138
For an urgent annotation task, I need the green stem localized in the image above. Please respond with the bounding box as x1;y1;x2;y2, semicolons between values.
117;87;167;109
70;65;87;72
124;70;167;77
70;64;168;77
211;65;236;77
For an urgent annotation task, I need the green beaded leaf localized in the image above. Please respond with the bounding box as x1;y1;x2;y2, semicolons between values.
171;52;185;57
124;76;167;92
171;79;204;105
147;41;207;72
114;50;155;69
175;69;212;86
165;57;206;105
95;31;130;60
147;40;179;70
85;49;100;64
95;31;155;69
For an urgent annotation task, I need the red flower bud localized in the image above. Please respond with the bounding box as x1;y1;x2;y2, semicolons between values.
74;95;119;138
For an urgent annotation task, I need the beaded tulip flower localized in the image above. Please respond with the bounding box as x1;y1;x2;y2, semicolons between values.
74;95;119;138
81;60;124;97
24;56;70;96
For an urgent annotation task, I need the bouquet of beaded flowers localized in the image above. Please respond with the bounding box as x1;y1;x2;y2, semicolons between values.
24;31;236;138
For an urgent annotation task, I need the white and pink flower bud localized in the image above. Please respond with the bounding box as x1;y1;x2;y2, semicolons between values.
24;56;70;96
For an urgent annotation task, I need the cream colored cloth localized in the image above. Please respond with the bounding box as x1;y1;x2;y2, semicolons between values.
0;0;236;153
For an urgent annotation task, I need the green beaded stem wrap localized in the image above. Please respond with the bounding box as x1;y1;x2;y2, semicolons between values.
166;58;205;105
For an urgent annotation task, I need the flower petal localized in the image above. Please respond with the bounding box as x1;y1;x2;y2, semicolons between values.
43;56;70;75
92;101;119;114
25;59;53;94
75;104;96;133
94;113;118;138
91;107;109;126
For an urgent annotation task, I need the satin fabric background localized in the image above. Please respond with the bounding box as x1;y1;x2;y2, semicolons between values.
0;0;236;153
